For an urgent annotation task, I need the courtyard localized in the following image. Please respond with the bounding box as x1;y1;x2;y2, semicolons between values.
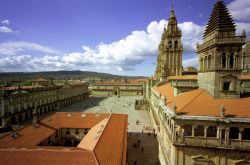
59;96;159;165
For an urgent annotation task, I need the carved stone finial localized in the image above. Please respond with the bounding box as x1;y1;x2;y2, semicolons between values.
242;29;246;37
220;104;225;119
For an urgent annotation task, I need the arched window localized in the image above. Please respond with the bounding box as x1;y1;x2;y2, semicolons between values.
194;125;204;137
168;41;172;48
229;53;234;68
208;55;212;70
229;127;239;139
207;126;217;137
183;125;192;136
174;40;178;48
222;53;226;68
204;56;208;70
242;128;250;140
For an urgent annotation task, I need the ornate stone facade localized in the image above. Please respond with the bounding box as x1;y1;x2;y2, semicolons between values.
0;80;89;127
155;7;183;81
145;1;250;165
197;1;246;99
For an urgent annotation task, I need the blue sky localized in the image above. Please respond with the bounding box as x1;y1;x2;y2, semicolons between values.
0;0;249;76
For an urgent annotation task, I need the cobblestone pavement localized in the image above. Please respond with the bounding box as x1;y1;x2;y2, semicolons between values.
59;96;159;165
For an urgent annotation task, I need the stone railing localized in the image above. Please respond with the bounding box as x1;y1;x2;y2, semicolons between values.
174;136;250;151
170;81;198;88
198;36;246;52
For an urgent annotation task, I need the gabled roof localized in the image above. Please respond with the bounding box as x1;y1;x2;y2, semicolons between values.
204;0;235;38
0;113;128;165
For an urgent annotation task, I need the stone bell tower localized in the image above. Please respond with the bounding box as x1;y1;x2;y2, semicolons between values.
197;0;246;99
155;6;183;82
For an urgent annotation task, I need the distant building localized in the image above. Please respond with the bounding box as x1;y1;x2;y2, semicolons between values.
0;112;128;165
143;1;250;165
154;6;183;81
92;79;145;96
0;79;89;127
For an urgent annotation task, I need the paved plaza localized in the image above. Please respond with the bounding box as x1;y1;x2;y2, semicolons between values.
59;96;153;132
59;96;159;165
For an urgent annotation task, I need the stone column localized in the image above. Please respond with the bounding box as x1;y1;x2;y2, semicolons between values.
239;128;244;140
217;127;222;144
204;126;209;138
192;126;195;137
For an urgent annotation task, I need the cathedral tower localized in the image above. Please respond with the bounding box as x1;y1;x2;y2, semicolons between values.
155;6;183;81
197;0;246;99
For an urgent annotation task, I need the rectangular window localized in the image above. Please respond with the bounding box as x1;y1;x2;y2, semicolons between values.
223;82;230;91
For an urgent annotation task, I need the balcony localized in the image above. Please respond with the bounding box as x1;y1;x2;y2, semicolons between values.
174;136;250;151
197;36;246;52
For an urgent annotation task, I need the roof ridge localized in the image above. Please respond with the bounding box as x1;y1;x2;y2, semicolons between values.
92;114;112;150
178;89;205;112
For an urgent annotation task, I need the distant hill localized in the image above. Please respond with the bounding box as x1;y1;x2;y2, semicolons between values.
0;70;147;82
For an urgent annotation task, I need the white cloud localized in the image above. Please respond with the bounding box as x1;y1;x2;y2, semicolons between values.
0;20;206;72
0;26;15;33
0;41;60;55
198;13;203;18
1;20;10;25
228;0;250;22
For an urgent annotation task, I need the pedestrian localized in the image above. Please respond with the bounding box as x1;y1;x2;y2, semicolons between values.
141;146;144;153
137;140;140;144
134;161;137;165
142;129;144;133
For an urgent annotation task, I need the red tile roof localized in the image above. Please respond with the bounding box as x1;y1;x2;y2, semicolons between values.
95;80;143;85
0;124;55;148
0;148;97;165
167;75;197;80
40;112;108;129
153;83;250;118
0;112;127;165
240;74;250;80
94;114;128;165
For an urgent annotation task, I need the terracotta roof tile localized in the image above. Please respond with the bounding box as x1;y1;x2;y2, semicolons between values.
153;83;250;118
40;112;108;129
240;74;250;80
0;149;97;165
167;75;197;80
0;112;127;165
94;114;128;165
0;124;55;148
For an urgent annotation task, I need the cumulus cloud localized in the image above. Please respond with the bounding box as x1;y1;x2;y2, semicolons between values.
227;0;250;22
0;26;15;33
0;20;206;72
1;20;10;25
0;41;60;55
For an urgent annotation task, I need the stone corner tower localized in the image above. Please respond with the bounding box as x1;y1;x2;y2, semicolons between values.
197;0;246;99
154;6;183;82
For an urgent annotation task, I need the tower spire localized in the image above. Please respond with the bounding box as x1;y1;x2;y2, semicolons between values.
170;5;175;18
